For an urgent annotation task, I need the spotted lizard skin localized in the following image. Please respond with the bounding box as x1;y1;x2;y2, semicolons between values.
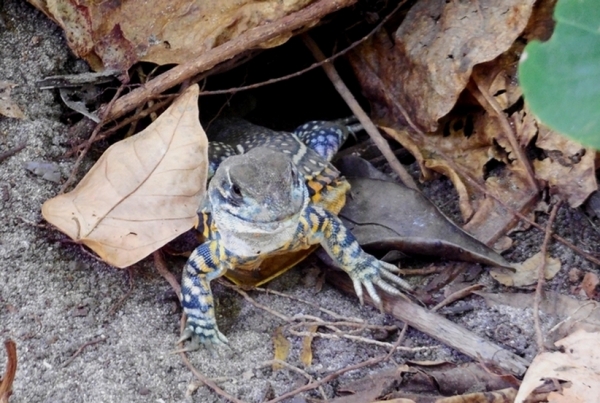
180;119;412;347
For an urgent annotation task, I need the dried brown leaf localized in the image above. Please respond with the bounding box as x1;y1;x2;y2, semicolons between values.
29;0;333;70
533;126;597;208
381;122;537;245
42;85;207;268
515;330;600;403
351;0;535;132
272;326;290;370
300;324;317;368
490;251;560;287
348;1;542;244
0;82;25;119
581;272;600;300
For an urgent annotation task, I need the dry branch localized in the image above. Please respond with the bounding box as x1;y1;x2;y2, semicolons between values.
327;271;530;375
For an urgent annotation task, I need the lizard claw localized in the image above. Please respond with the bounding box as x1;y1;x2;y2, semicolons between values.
178;318;229;351
349;258;412;309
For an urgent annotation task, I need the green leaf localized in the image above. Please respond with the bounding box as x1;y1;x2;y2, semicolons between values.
518;0;600;148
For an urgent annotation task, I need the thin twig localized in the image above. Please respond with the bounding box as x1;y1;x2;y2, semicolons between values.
468;77;538;191
287;327;435;352
266;323;408;403
153;251;182;298
534;201;561;352
61;337;106;368
59;83;126;193
302;34;418;190
0;141;27;163
219;280;291;321
260;360;328;400
255;286;363;322
398;265;444;276
430;284;484;312
179;352;247;403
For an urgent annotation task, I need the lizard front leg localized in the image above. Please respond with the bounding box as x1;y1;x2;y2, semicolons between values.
301;205;412;306
180;240;230;348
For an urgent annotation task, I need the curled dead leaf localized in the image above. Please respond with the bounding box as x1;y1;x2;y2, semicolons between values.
533;125;597;208
515;330;600;403
490;251;560;287
42;85;207;268
350;0;535;132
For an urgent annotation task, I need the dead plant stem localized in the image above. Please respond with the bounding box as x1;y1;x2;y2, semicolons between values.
302;34;418;190
534;202;561;352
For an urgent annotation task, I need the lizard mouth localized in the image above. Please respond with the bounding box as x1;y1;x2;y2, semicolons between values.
227;208;301;229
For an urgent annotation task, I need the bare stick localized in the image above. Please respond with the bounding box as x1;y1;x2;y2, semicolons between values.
103;0;357;122
328;271;529;375
260;360;328;400
302;35;418;190
61;337;106;368
179;352;246;403
0;141;26;163
430;284;484;312
219;280;291;321
153;251;182;298
255;286;363;321
534;202;561;352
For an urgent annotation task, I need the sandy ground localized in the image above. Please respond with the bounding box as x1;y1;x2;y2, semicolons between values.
1;1;599;403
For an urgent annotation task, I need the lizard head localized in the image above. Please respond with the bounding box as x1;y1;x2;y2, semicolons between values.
208;147;308;234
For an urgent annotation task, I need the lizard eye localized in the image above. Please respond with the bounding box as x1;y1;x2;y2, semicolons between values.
231;183;242;197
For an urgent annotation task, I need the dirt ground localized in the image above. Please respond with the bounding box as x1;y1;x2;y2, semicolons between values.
1;1;599;402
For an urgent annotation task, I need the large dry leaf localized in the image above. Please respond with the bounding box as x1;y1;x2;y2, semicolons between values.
42;84;207;268
350;0;535;133
0;81;25;119
515;330;600;403
28;0;337;70
337;174;513;269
